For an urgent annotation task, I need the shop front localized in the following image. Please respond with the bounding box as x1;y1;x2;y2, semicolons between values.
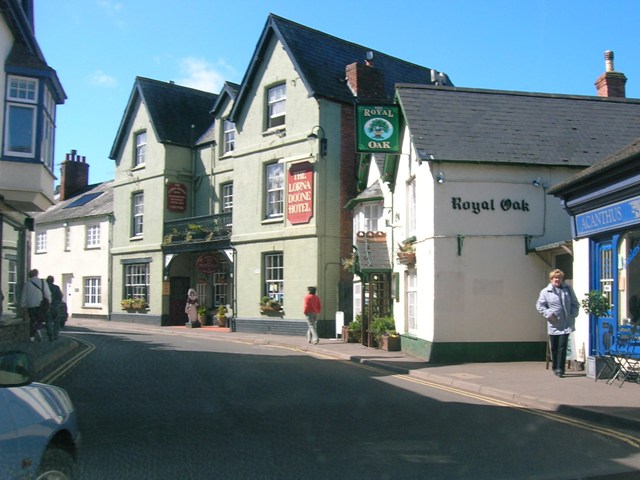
549;139;640;359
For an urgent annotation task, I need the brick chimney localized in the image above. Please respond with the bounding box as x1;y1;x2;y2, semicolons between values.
595;50;627;98
346;51;385;100
59;150;89;201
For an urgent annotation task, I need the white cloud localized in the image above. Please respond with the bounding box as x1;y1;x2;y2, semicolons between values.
176;57;231;93
89;70;118;88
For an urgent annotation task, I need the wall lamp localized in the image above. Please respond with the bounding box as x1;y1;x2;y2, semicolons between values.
532;177;543;188
436;171;445;184
307;125;327;157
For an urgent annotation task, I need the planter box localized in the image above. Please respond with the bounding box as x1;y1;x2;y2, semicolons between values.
586;356;615;380
397;252;416;265
380;334;401;351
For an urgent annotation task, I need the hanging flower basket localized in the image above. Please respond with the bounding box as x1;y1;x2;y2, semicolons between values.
397;251;416;265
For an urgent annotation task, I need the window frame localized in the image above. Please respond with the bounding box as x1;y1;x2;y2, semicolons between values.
35;231;47;253
132;192;144;237
134;131;147;167
266;83;286;129
265;163;284;219
83;277;102;306
264;252;284;304
124;263;149;303
86;224;101;248
4;76;39;158
222;119;235;155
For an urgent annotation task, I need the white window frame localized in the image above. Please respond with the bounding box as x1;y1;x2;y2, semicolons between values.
4;76;38;158
86;224;100;248
406;178;417;238
221;183;233;213
36;231;47;253
8;258;17;304
124;263;149;302
264;253;284;304
134;131;147;167
222;119;235;154
267;84;286;129
265;163;284;218
83;277;102;306
64;225;71;251
407;270;418;333
132;192;144;236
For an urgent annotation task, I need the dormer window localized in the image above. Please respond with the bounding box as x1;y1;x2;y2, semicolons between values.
267;84;286;129
4;76;38;157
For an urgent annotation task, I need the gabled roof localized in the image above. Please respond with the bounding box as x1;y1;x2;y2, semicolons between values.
1;1;66;102
33;181;114;224
109;77;218;159
230;14;451;121
396;84;640;167
197;81;241;146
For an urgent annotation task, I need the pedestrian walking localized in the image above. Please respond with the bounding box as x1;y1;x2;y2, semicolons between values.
536;269;579;378
20;269;51;342
46;275;63;341
303;286;321;344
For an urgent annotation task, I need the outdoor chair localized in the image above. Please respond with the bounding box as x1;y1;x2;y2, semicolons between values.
608;324;640;387
594;321;616;383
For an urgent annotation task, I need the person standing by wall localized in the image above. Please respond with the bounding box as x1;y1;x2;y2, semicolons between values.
46;275;63;341
303;286;322;345
185;288;200;326
20;269;51;341
536;269;579;378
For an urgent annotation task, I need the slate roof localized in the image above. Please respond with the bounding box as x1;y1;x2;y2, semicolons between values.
356;232;391;272
396;84;640;167
548;137;640;196
197;81;240;145
110;77;218;159
231;14;452;120
33;181;114;224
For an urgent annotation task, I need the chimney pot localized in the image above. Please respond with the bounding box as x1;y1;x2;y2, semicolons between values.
595;50;626;98
604;50;614;72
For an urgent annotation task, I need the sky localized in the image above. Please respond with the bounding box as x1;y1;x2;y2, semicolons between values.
36;0;640;186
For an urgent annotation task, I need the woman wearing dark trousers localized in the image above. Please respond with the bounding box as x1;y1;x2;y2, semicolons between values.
536;269;580;377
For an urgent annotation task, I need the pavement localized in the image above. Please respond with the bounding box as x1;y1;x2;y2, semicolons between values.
6;318;640;433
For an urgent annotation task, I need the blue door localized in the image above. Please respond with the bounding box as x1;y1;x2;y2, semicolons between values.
591;239;615;355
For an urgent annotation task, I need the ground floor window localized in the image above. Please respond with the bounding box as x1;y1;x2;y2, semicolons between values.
213;265;230;307
84;277;101;306
124;263;149;302
264;253;283;304
619;229;640;325
406;270;417;333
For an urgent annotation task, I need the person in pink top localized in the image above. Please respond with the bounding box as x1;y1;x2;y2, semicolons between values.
303;286;322;344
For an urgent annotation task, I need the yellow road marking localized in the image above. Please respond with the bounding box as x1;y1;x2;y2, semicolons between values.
40;335;95;384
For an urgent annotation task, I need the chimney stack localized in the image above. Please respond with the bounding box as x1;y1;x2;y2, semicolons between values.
595;50;627;98
346;52;385;100
59;149;89;201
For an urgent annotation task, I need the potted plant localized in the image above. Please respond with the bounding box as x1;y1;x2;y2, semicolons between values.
121;298;134;310
216;306;228;327
370;315;400;351
342;317;362;343
260;296;282;312
197;305;207;325
396;241;416;265
581;291;611;317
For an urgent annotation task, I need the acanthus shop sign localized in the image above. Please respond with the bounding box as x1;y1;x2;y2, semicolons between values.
167;183;187;212
287;162;314;225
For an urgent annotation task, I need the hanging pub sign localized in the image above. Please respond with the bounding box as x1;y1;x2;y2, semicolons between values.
167;183;187;212
196;254;219;274
287;161;314;225
356;105;400;153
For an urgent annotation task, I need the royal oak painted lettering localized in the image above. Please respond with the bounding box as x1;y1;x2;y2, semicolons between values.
362;107;395;117
451;197;530;214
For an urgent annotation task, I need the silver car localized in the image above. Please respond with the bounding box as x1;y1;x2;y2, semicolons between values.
0;350;80;479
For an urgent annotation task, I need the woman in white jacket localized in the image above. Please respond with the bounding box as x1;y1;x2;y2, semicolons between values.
536;269;580;378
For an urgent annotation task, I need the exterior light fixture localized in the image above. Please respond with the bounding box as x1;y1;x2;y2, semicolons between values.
436;171;445;184
533;177;542;188
307;125;327;157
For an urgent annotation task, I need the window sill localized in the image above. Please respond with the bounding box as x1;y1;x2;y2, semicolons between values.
129;235;144;241
261;217;283;225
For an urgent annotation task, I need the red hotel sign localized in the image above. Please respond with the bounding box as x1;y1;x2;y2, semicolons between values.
287;162;314;224
167;183;187;212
